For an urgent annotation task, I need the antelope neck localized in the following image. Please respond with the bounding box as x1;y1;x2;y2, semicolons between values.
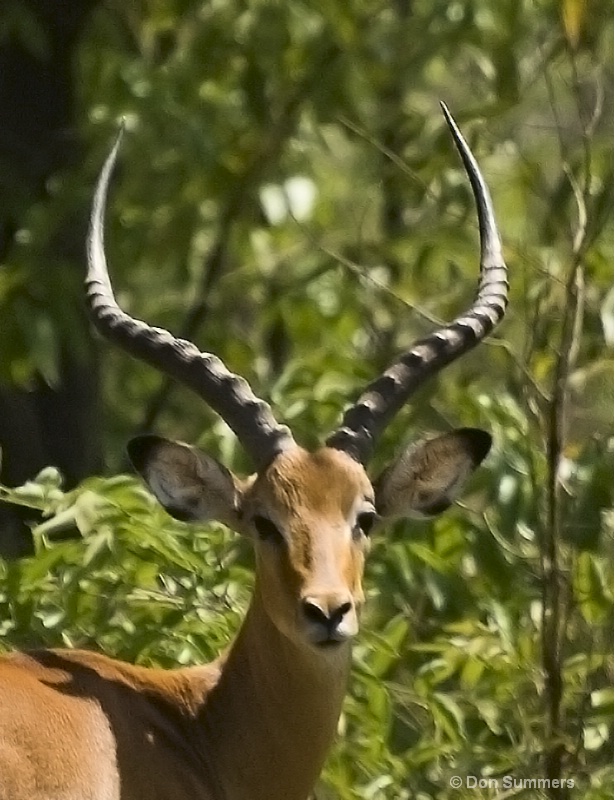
197;584;351;800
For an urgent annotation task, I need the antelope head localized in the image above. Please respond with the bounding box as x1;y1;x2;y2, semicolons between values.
86;105;508;658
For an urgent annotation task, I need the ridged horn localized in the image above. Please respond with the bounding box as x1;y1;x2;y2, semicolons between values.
86;126;295;470
326;103;509;464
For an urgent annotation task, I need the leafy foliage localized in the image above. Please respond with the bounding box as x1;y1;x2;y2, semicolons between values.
0;0;612;798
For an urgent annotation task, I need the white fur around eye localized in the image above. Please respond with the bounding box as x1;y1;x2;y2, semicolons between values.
347;495;376;539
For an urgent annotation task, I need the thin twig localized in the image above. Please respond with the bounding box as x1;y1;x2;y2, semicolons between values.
541;47;592;796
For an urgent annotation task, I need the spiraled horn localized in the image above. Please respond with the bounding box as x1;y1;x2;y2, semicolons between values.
86;127;295;470
326;103;509;464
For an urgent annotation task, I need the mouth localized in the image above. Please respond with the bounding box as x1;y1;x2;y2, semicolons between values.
302;618;357;650
310;629;355;651
315;638;345;649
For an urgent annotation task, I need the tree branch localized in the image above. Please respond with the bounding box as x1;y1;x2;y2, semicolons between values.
541;59;591;797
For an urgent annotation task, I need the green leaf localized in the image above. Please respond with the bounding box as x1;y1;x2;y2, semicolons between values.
573;552;612;624
562;0;587;48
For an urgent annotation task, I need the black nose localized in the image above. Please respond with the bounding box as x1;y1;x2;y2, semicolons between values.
301;597;352;630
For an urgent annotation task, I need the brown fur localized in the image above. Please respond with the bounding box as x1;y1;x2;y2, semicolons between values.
0;448;369;800
0;437;486;799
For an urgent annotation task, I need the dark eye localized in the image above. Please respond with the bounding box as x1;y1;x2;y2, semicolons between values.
253;515;284;544
355;511;377;538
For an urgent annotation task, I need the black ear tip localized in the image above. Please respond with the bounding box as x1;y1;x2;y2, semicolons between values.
127;434;165;473
458;428;492;465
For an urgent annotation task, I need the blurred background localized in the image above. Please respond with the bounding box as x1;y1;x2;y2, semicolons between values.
0;1;612;798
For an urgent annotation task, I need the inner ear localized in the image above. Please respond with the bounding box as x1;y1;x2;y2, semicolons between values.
127;434;241;527
375;428;491;520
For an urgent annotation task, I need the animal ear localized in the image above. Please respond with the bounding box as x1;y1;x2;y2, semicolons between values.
127;435;241;527
374;428;491;520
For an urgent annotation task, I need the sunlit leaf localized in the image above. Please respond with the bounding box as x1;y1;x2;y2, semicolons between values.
573;551;612;624
562;0;587;48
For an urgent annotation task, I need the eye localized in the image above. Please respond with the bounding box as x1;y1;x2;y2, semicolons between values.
354;511;377;538
253;515;285;544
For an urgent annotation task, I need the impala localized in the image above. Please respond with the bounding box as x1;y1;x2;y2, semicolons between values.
0;104;508;800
